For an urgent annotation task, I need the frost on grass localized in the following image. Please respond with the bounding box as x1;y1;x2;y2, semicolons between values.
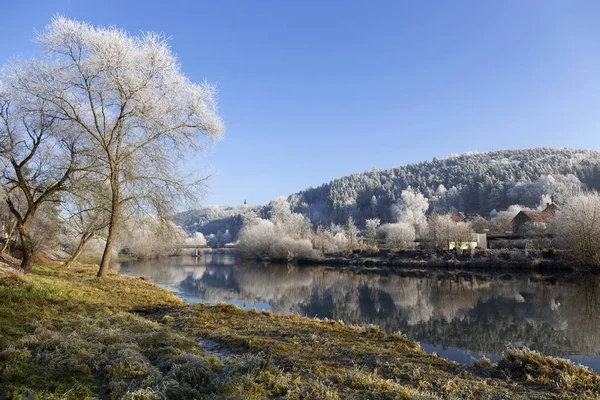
475;347;600;395
0;311;305;399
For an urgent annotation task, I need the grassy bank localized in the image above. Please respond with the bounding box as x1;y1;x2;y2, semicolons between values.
1;263;599;399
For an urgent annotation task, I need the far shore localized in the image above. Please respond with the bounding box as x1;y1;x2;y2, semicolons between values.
237;248;586;272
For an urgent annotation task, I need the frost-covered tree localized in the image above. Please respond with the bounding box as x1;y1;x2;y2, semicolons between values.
290;148;600;226
121;216;187;259
365;218;380;247
0;76;95;270
16;16;223;276
449;222;474;253
489;205;527;234
347;216;359;251
378;223;415;251
508;174;582;208
471;217;489;233
391;187;428;235
554;193;600;265
267;197;293;225
425;213;454;251
237;196;320;260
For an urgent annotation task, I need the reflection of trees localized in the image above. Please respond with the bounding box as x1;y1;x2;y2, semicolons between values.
560;275;600;354
122;257;600;357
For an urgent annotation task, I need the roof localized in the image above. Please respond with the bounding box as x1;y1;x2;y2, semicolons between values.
448;213;464;222
513;210;554;223
542;203;561;215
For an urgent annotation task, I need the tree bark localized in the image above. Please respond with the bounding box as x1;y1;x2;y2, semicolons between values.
1;221;16;255
97;175;119;278
18;218;34;272
65;233;93;268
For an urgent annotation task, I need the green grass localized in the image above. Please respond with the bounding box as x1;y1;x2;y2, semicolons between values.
1;263;599;399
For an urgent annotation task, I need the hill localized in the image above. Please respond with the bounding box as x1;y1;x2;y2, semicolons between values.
178;148;600;242
288;148;600;226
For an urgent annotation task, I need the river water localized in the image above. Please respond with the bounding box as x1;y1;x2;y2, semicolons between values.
115;253;600;371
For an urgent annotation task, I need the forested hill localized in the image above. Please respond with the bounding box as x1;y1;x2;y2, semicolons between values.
177;148;600;243
287;148;600;226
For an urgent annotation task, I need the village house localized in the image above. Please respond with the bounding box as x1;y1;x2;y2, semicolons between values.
512;203;560;233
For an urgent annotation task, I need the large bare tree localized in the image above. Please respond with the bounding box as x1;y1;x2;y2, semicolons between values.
0;83;92;271
12;16;224;276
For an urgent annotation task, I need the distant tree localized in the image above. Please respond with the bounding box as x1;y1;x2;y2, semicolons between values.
121;216;187;259
522;222;549;252
489;205;527;234
391;187;429;236
268;197;293;225
365;218;380;247
347;216;359;251
471;217;489;233
16;16;223;277
449;222;474;253
425;213;454;251
554;193;600;265
379;223;415;251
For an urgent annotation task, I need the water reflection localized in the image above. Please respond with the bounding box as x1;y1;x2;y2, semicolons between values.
116;254;600;371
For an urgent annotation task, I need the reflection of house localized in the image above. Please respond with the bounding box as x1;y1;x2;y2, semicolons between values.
512;203;560;233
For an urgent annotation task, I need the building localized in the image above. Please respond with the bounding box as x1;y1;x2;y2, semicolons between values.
511;203;560;233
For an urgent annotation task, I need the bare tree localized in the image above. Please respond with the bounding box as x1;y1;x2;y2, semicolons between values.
426;213;454;251
61;182;111;268
0;81;93;271
365;218;380;247
449;222;474;254
347;216;359;251
14;17;224;276
554;193;600;266
378;223;415;251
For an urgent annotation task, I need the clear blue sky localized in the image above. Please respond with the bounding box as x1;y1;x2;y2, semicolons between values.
2;1;600;206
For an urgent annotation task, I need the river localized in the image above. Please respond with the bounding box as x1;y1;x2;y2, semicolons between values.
115;252;600;371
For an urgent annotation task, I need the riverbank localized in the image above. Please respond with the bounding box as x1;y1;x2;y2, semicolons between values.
1;263;599;399
284;248;581;272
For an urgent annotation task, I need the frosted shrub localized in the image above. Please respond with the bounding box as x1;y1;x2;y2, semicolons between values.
313;229;342;254
238;219;278;258
185;232;207;247
238;217;320;260
122;217;187;259
269;237;314;260
333;233;349;251
179;232;207;256
379;223;415;251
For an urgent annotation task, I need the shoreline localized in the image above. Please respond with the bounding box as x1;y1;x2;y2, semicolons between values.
240;248;585;273
2;262;599;399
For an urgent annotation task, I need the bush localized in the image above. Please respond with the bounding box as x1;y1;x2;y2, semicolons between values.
378;223;415;251
269;237;314;260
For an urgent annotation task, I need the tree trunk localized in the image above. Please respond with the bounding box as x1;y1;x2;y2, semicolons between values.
18;219;34;272
1;221;16;255
65;233;93;268
97;176;120;278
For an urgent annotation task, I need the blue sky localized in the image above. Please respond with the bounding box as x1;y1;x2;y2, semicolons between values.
2;1;600;206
